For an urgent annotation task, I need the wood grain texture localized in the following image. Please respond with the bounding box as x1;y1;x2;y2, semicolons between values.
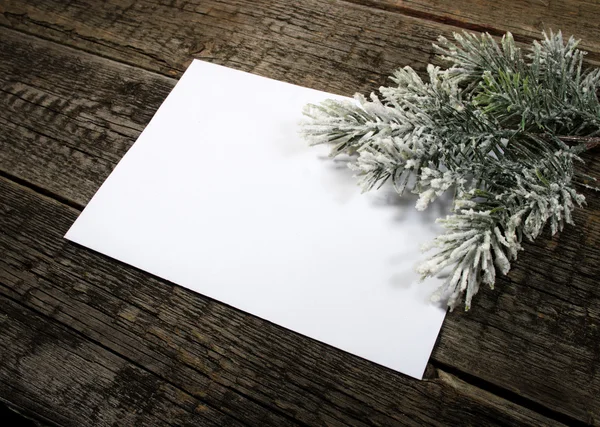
1;0;600;424
0;0;444;90
1;22;600;424
0;295;248;427
346;0;600;55
0;175;566;427
2;0;597;95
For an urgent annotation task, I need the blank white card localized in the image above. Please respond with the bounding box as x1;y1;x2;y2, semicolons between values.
66;60;448;379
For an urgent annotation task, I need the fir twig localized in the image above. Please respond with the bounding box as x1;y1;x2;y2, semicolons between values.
301;30;600;310
557;135;600;150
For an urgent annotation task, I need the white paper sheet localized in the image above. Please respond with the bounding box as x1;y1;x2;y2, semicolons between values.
65;60;448;379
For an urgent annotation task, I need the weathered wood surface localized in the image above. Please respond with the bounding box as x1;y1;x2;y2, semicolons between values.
1;176;566;427
0;0;599;425
348;0;600;55
2;0;598;90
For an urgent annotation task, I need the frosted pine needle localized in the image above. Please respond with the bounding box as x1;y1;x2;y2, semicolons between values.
301;31;600;311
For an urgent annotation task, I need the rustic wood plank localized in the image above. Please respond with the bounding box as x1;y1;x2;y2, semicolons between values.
0;400;50;427
0;175;568;427
0;30;600;421
0;294;269;426
0;26;165;208
2;0;596;95
0;0;440;89
345;0;600;56
0;295;258;426
1;26;599;424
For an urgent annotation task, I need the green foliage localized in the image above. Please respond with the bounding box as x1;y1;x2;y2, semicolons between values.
301;31;600;310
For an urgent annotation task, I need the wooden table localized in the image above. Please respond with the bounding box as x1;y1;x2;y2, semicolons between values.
1;1;599;425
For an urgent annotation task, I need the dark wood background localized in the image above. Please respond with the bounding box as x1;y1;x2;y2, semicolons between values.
1;1;599;425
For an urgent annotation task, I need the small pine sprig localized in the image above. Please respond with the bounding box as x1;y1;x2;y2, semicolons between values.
301;30;600;310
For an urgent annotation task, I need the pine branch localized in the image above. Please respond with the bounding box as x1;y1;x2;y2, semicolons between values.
557;135;600;150
301;30;600;310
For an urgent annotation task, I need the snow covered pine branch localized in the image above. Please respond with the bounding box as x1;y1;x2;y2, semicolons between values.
301;31;600;310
